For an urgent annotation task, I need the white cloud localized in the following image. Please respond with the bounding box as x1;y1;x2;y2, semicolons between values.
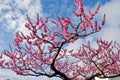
99;27;120;42
0;0;42;35
95;77;109;80
0;68;61;80
100;0;120;28
66;39;83;51
0;69;39;80
0;0;43;50
97;0;120;43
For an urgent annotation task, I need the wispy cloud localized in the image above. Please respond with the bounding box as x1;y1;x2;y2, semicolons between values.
0;68;61;80
0;69;39;80
97;0;120;43
95;77;109;80
0;0;42;34
0;0;43;51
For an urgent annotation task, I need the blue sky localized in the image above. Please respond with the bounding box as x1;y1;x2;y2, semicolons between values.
0;0;120;80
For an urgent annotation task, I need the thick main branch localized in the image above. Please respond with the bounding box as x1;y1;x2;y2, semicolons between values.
51;42;71;80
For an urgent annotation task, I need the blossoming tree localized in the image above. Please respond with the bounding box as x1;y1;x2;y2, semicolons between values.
0;0;120;80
